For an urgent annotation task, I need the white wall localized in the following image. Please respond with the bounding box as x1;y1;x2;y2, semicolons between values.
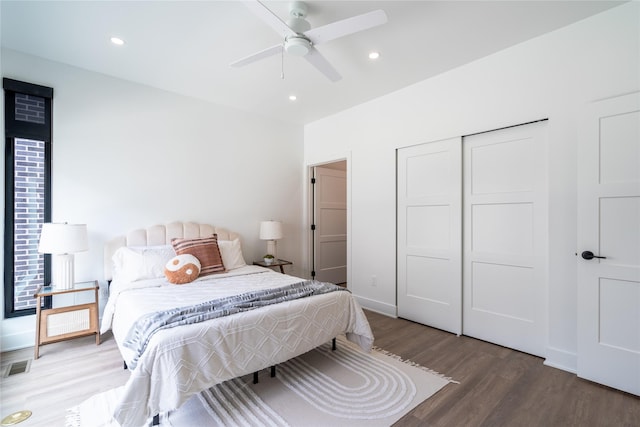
304;2;639;372
1;49;304;351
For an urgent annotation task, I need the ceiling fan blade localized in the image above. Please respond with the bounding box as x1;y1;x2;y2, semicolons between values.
304;48;342;82
243;0;296;38
230;44;283;68
305;9;387;45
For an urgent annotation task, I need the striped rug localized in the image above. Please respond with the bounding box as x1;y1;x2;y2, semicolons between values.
67;338;455;427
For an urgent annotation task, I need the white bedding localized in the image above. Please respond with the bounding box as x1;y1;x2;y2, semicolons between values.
100;266;374;427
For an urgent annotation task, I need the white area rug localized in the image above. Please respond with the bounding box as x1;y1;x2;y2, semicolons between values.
67;338;455;427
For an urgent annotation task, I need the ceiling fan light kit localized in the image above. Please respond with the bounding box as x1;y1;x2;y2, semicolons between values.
285;37;311;56
231;0;388;82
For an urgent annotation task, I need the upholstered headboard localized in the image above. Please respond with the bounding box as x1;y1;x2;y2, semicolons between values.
104;221;240;281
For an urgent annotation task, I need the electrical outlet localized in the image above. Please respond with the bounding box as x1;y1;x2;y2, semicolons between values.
371;275;377;287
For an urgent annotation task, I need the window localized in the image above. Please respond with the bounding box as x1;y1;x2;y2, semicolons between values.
4;78;53;318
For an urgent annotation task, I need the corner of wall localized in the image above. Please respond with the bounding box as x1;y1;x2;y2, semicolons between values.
354;295;397;318
544;346;577;374
0;316;35;352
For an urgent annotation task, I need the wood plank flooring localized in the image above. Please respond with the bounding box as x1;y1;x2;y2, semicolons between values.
365;311;640;427
0;331;129;426
1;310;638;426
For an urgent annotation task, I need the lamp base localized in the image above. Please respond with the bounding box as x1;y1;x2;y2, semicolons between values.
52;253;75;290
266;240;277;260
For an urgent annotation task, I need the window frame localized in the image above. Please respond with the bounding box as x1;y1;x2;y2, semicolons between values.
4;78;53;318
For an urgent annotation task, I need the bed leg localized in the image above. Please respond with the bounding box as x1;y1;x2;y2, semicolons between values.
270;366;276;378
152;414;159;425
253;371;259;384
332;337;337;351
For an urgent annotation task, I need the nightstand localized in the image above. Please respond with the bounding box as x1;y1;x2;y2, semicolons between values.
253;259;293;274
33;280;100;359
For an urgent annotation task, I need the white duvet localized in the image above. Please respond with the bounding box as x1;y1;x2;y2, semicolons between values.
100;266;374;427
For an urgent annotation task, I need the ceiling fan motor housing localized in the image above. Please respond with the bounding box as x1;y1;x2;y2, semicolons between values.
285;3;312;57
287;16;311;33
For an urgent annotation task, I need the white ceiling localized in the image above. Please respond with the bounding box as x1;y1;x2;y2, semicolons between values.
1;1;623;125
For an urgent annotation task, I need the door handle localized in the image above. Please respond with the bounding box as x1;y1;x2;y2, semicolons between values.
581;250;606;260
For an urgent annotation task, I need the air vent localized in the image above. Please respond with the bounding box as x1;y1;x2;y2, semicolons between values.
3;360;31;377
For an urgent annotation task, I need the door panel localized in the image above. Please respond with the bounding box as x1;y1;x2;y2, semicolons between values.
577;92;640;396
598;278;640;352
397;137;462;334
463;121;548;357
314;166;347;284
406;205;451;250
599;110;639;184
600;197;640;266
469;136;535;194
472;203;533;256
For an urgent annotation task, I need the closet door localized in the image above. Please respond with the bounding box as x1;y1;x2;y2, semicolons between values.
397;137;462;335
463;122;548;357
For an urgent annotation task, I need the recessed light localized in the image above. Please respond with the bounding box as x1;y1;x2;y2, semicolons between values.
110;37;125;46
368;51;380;60
289;95;297;101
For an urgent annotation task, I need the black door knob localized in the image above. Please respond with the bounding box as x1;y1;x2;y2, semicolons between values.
581;251;606;260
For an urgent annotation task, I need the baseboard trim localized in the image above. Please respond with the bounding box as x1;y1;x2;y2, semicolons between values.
353;295;396;317
544;346;577;374
1;329;35;352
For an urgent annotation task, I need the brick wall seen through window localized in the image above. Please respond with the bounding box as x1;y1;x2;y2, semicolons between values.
15;93;46;124
13;138;46;310
4;78;52;317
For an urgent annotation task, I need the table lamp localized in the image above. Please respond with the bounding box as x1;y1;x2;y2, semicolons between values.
259;220;283;260
38;223;88;289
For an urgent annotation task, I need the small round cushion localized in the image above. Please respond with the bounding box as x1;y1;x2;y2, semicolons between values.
164;254;201;285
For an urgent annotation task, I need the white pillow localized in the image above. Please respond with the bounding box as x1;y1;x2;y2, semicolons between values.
218;238;247;270
112;245;176;283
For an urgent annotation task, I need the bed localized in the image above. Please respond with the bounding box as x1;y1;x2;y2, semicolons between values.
100;221;374;427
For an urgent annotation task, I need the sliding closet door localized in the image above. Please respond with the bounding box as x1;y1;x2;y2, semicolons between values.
397;137;462;335
463;122;548;357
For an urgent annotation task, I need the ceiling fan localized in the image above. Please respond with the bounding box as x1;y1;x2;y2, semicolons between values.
230;1;388;82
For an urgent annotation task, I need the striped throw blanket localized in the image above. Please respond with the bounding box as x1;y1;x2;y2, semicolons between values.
122;280;347;370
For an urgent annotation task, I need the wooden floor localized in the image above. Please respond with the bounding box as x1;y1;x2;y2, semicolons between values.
0;331;129;426
365;311;640;427
1;311;638;426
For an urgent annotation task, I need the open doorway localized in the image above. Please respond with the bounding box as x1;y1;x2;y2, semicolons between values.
310;161;347;285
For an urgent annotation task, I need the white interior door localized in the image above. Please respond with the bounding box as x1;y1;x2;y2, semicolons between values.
397;137;462;335
577;92;640;396
313;166;347;284
463;121;548;357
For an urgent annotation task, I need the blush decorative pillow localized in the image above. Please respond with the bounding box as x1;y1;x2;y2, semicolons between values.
171;235;225;276
164;254;201;284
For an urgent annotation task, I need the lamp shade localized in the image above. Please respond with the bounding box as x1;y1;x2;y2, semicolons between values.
38;223;89;254
259;221;283;240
